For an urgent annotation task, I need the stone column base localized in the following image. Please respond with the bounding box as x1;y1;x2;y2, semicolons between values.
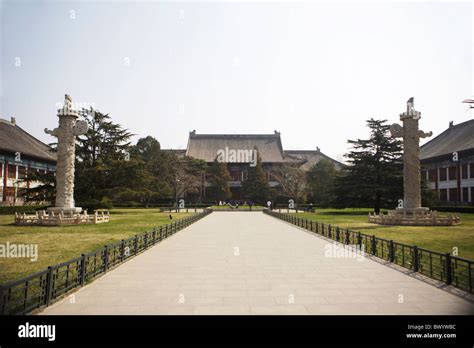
15;208;110;225
47;207;83;214
369;208;460;226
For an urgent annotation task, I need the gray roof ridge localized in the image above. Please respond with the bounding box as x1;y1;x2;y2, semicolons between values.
421;118;474;150
15;123;56;151
189;133;281;138
284;149;345;166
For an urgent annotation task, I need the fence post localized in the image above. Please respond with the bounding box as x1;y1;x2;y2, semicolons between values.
371;235;376;256
335;227;339;241
469;263;472;293
45;266;54;306
328;225;332;239
104;246;109;273
357;232;362;247
389;240;394;263
445;253;452;285
413;246;419;272
120;240;125;262
345;229;349;245
152;228;156;244
0;286;4;315
159;227;163;241
144;232;148;249
79;254;86;286
134;235;138;255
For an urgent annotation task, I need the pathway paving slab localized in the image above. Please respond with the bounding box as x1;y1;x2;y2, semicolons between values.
40;212;474;315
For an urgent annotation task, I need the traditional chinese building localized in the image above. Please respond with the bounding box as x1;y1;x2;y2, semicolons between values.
0;118;57;205
420;119;474;205
164;130;343;200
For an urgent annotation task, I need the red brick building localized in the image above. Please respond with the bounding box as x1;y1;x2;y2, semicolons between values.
0;118;57;205
421;119;474;205
165;131;343;200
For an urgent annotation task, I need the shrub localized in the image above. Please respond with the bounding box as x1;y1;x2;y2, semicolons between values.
432;206;474;214
78;198;113;212
0;205;50;215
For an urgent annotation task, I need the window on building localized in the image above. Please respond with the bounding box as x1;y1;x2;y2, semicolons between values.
7;165;16;179
462;187;469;202
229;169;241;182
470;164;474;178
439;189;447;202
4;187;15;199
449;188;458;202
428;169;437;182
448;166;457;181
439;168;447;181
462;165;468;180
18;166;27;179
421;170;427;181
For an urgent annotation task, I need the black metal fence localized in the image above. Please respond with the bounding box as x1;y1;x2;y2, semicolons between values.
264;209;473;294
160;204;211;213
0;210;212;315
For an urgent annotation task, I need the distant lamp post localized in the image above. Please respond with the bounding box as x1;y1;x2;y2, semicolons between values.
462;99;474;109
175;178;181;209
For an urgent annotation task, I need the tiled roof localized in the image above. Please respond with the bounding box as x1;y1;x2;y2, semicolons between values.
185;132;287;163
284;150;345;170
161;131;343;169
420;119;474;159
0;118;57;162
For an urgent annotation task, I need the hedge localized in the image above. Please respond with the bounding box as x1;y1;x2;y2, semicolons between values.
0;205;50;215
432;206;474;214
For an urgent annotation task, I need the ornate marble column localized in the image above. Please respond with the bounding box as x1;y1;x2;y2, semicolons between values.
368;98;460;225
390;97;432;212
45;95;89;214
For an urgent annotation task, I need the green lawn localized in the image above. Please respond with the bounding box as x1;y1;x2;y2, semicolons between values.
296;209;474;260
0;208;192;284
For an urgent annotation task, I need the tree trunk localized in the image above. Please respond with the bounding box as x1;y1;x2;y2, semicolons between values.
374;192;381;214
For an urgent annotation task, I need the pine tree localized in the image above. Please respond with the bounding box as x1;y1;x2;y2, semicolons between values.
23;169;56;204
334;118;403;213
76;107;132;165
207;158;232;202
306;158;337;207
241;148;270;204
74;107;133;205
130;136;173;201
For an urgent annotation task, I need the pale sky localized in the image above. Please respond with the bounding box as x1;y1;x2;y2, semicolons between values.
1;0;473;163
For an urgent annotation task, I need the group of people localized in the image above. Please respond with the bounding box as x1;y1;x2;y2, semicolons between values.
216;200;314;212
217;200;254;209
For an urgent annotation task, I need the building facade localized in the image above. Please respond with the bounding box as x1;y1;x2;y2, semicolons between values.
420;119;474;205
0;118;57;206
165;131;343;200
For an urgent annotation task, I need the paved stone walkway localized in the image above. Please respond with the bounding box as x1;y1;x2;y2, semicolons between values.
41;212;474;315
